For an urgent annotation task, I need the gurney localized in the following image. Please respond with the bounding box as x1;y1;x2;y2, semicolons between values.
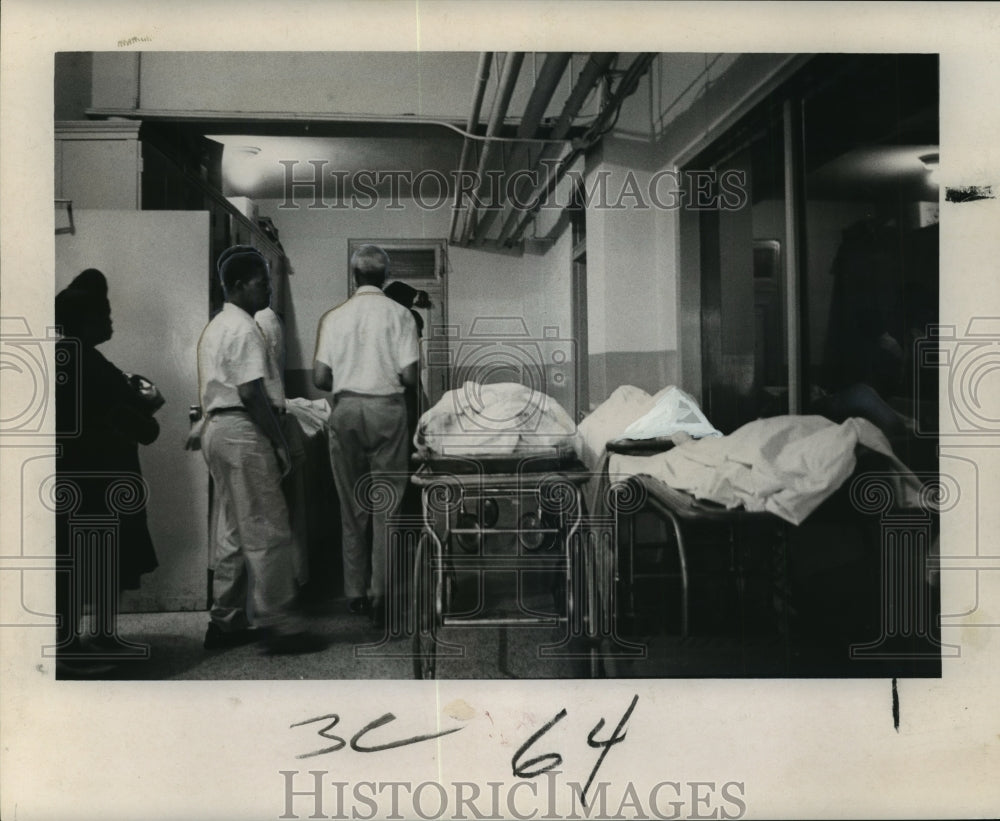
582;389;928;651
580;386;920;652
408;383;609;679
409;449;597;679
603;439;791;641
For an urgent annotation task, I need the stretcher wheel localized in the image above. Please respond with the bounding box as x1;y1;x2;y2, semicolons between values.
412;533;438;679
455;511;481;553
518;510;557;551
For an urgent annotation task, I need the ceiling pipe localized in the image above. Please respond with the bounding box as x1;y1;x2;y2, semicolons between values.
459;52;525;246
472;52;571;245
495;52;616;246
505;52;656;246
449;52;493;245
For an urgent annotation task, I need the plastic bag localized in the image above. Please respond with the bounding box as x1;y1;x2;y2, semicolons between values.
620;385;722;440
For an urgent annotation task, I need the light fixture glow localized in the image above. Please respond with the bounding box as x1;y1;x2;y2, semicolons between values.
222;145;264;196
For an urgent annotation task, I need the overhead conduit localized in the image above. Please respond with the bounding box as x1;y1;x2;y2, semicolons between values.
471;52;572;245
449;52;493;245
495;52;617;247
458;52;525;246
506;53;657;246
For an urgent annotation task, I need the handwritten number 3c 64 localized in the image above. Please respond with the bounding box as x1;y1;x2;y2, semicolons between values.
291;696;639;810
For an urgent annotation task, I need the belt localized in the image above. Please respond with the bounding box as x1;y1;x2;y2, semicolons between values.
208;406;286;416
334;390;403;400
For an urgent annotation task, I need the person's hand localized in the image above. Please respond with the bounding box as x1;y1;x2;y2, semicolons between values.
139;382;165;411
127;373;166;413
184;417;204;451
276;444;292;478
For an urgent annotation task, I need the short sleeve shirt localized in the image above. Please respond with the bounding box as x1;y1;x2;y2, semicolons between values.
314;285;419;396
198;302;283;412
254;306;287;408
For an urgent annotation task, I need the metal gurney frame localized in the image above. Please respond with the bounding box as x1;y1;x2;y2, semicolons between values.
409;451;605;679
610;469;793;642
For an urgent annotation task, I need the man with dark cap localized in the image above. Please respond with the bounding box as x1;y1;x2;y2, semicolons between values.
197;246;324;654
313;245;419;627
383;280;431;337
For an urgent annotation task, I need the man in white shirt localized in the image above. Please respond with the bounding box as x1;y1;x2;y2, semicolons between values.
313;245;419;626
198;245;324;654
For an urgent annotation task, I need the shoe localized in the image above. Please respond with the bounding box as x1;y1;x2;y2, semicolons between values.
204;623;258;650
349;597;372;616
261;631;328;655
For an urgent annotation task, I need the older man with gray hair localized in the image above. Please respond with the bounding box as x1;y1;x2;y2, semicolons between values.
313;245;419;626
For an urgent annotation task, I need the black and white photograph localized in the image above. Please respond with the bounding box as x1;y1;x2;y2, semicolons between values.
45;48;944;682
2;2;999;819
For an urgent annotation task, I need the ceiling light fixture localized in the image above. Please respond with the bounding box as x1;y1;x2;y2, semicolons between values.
223;145;265;196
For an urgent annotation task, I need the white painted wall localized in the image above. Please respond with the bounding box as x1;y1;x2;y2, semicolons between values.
585;162;666;356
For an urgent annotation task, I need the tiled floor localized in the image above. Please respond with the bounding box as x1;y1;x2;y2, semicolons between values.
62;537;943;681
60;600;906;681
66;605;591;680
62;604;942;681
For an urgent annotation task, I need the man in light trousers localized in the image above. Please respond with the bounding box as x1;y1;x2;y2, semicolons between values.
313;245;418;627
198;245;324;654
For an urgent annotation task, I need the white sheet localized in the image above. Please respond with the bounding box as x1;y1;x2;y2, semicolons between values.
415;381;577;455
610;414;922;525
575;384;656;469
